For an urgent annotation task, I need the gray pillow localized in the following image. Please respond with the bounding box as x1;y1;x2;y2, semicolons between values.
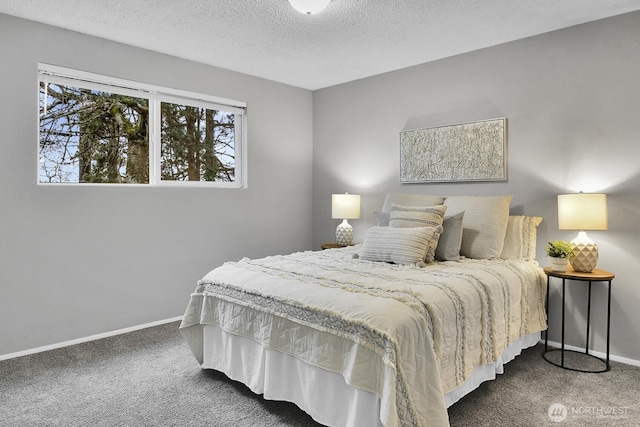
373;211;390;226
435;212;465;262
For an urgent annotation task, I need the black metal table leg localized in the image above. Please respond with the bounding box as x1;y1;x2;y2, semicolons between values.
561;278;566;367
606;279;612;370
586;280;592;354
545;274;550;351
542;267;614;373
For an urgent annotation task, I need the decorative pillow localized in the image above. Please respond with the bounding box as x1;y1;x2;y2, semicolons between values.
500;215;523;260
373;211;390;226
435;211;465;262
358;226;439;266
444;195;513;259
389;203;447;263
381;193;446;213
521;215;543;260
501;215;543;261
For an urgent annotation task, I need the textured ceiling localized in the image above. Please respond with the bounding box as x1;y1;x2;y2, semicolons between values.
1;0;640;90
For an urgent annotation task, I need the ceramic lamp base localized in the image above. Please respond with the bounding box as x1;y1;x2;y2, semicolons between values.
336;219;353;246
570;231;599;273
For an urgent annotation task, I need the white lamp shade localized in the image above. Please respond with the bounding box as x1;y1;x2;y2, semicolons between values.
558;193;608;231
288;0;331;15
332;194;360;220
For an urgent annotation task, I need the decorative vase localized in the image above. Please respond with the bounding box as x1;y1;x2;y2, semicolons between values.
549;256;569;272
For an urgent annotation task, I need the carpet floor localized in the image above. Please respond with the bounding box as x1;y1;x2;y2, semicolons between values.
1;321;638;426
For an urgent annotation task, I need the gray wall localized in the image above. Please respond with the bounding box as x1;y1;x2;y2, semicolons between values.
0;14;314;356
313;12;640;361
2;10;639;364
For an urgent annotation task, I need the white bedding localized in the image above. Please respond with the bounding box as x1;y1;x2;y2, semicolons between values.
200;324;540;427
180;246;547;427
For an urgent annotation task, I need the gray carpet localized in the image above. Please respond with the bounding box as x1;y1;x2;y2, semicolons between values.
1;322;638;426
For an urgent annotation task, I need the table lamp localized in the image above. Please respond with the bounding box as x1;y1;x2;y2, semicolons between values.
332;193;361;246
558;193;608;272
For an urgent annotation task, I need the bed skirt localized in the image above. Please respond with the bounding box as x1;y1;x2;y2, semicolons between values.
201;324;540;427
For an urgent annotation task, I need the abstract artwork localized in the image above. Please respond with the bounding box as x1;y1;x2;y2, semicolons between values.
400;118;507;183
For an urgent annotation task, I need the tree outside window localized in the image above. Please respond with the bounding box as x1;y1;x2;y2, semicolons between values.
38;67;244;187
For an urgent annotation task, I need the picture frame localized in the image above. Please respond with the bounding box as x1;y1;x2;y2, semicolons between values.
400;117;507;183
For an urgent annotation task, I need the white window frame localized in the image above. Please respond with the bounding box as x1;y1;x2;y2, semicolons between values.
37;63;247;188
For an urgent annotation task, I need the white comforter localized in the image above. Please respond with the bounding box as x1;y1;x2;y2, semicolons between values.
180;246;547;427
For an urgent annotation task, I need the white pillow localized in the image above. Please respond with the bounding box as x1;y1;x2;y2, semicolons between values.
389;204;447;263
501;215;543;261
358;226;439;266
444;195;513;259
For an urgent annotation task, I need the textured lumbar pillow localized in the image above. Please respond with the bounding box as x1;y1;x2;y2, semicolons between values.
358;226;439;266
389;203;447;263
381;193;446;213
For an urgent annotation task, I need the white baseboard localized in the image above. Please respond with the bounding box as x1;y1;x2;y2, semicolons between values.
0;316;183;362
543;339;640;367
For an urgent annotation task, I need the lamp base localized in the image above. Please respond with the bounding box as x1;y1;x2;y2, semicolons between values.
570;231;599;273
336;219;353;246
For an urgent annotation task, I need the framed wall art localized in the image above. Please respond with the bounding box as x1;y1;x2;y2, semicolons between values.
400;117;507;183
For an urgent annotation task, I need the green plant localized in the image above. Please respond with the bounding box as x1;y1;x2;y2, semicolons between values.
545;240;572;258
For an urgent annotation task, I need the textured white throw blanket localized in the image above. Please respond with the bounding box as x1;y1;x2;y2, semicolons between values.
180;246;547;427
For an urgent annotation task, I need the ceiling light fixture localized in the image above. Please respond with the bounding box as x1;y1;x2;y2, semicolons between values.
288;0;331;15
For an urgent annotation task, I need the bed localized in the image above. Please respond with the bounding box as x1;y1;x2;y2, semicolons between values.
180;194;547;427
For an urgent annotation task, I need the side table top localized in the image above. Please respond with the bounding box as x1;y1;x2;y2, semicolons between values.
543;266;615;281
321;242;353;250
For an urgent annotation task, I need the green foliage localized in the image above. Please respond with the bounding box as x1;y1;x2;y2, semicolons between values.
39;83;149;183
545;240;572;258
39;82;235;184
159;103;235;182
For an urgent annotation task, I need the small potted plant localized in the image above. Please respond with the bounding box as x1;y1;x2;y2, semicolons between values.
545;240;572;272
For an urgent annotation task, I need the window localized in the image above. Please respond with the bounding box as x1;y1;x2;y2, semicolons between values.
160;102;236;182
38;64;246;187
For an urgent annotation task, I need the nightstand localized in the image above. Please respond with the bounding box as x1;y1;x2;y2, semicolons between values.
321;243;353;250
543;267;614;373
